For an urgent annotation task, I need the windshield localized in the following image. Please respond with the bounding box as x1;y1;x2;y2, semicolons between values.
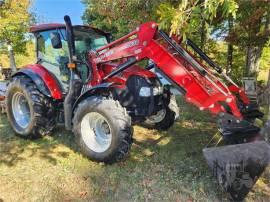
73;27;108;55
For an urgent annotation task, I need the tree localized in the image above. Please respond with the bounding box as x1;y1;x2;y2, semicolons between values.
82;0;238;45
82;0;269;86
157;0;270;79
82;0;238;69
262;68;270;141
157;0;238;39
226;15;234;75
156;0;239;79
82;0;165;38
264;68;270;120
243;2;270;76
226;0;270;76
0;0;31;72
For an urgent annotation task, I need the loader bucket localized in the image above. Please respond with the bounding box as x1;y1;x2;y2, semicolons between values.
203;141;270;201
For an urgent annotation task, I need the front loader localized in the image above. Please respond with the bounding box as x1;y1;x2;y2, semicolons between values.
4;16;270;200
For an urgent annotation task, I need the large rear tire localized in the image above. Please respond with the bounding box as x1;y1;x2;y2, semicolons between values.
73;96;133;164
6;76;56;138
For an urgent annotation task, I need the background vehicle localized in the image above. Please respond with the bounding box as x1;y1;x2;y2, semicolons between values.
4;16;270;200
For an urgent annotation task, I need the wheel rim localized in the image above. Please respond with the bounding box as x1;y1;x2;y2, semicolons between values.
147;109;166;123
81;112;112;153
11;92;31;129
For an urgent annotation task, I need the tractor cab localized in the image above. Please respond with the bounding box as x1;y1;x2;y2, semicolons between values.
30;24;110;91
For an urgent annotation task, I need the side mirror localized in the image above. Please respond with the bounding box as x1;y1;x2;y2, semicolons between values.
50;32;62;49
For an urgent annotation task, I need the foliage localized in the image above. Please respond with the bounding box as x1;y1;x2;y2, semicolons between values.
261;47;270;70
226;0;270;47
157;0;238;39
0;0;31;54
205;40;245;83
156;0;269;79
82;0;164;38
223;1;270;76
81;0;269;83
0;41;35;68
82;0;238;39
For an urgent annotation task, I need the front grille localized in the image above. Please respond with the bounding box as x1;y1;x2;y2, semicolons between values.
126;75;163;116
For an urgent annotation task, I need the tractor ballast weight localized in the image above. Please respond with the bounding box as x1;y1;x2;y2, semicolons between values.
5;16;270;200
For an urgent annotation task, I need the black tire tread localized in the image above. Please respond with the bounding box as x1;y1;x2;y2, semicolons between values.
72;96;133;164
6;76;56;138
154;106;176;130
143;95;179;131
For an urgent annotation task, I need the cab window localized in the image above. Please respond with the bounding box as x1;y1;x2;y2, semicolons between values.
37;29;68;65
36;29;70;90
74;28;108;55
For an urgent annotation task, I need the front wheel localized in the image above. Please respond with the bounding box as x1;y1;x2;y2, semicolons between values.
73;97;133;164
144;95;179;130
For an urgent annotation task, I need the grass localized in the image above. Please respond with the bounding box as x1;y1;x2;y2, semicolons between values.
0;98;269;202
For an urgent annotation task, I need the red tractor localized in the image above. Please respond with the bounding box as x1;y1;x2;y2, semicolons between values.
6;16;179;163
5;16;270;200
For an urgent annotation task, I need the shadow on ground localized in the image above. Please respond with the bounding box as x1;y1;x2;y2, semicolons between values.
0;99;269;201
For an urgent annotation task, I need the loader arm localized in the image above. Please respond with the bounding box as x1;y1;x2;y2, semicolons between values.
93;22;260;140
91;22;270;201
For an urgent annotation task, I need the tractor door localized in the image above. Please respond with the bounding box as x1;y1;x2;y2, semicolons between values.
36;28;70;92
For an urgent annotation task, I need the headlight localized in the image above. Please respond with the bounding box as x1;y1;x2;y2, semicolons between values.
139;86;163;97
139;87;151;97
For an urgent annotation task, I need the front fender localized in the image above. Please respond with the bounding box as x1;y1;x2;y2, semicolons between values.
72;83;115;113
12;64;63;100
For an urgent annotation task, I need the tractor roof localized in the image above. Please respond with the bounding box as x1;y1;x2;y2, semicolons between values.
30;24;108;35
30;24;65;32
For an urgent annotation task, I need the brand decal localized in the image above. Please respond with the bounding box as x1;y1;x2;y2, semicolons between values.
96;50;114;63
119;39;139;51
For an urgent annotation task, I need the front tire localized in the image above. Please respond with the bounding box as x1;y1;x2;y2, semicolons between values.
73;96;133;164
144;95;179;130
6;76;56;138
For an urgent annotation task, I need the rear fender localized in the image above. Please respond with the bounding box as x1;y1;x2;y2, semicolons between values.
72;83;115;113
12;65;63;100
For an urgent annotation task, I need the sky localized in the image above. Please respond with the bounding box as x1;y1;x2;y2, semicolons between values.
31;0;85;25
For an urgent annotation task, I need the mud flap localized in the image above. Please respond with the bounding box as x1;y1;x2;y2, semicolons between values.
203;141;270;201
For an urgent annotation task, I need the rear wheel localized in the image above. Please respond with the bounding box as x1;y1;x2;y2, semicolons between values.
73;96;133;164
6;76;56;138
